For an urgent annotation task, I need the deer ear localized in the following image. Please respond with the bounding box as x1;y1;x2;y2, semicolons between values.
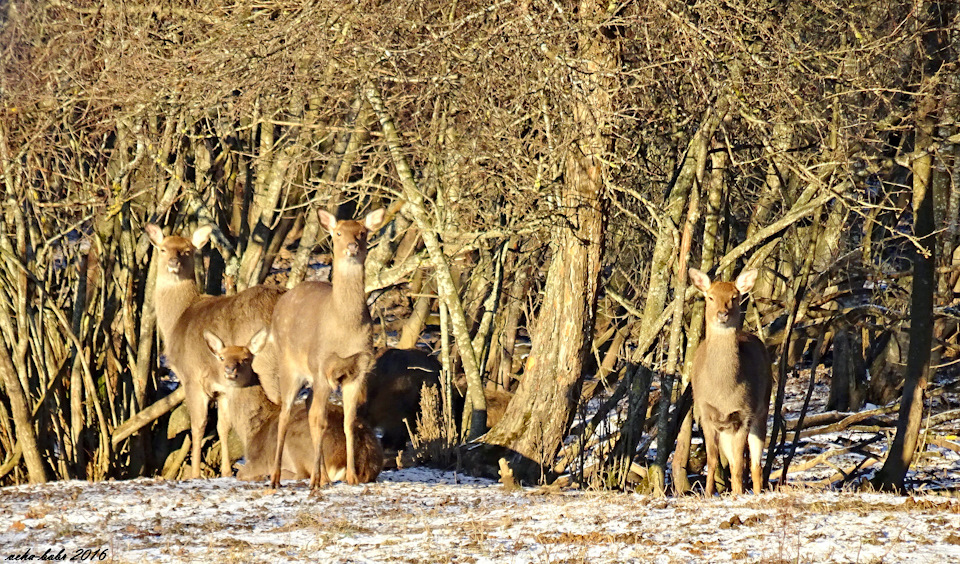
688;268;712;293
248;328;269;356
203;330;224;356
735;269;758;294
192;225;213;249
318;210;338;232
364;208;386;231
145;224;164;247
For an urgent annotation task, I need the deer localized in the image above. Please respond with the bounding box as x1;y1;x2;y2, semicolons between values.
688;267;772;495
363;348;519;450
202;329;383;483
364;348;444;451
145;223;285;479
267;207;385;489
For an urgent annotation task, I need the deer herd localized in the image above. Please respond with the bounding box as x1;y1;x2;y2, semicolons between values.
145;207;775;495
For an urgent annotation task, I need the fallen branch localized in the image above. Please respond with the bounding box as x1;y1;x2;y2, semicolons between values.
814;455;883;487
162;435;191;480
923;435;960;454
798;407;899;439
0;442;23;481
924;409;960;428
771;435;884;482
111;387;186;447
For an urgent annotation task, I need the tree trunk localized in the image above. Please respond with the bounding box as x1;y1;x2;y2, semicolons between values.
479;171;607;480
491;255;531;391
866;330;907;405
827;319;866;412
0;337;47;483
872;100;937;492
475;0;614;483
674;139;728;493
397;271;433;350
365;82;487;438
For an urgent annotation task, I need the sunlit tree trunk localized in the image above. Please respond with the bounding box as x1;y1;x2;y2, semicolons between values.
478;0;614;482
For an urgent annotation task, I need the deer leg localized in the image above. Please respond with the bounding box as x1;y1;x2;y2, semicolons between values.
185;384;209;480
702;422;719;496
270;379;297;488
309;379;333;489
726;428;747;495
341;377;366;485
216;394;232;477
748;423;765;494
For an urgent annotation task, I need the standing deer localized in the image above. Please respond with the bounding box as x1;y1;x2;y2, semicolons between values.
688;267;772;495
146;223;284;479
268;207;385;488
202;329;382;483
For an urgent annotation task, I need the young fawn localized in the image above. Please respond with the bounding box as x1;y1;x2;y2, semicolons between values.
688;268;772;495
268;208;384;488
203;329;383;483
146;224;284;479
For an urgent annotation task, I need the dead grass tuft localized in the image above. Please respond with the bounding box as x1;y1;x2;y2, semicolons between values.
409;383;458;465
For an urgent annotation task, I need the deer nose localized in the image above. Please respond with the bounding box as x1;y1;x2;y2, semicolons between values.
166;258;180;274
224;366;238;379
345;242;360;256
716;311;729;323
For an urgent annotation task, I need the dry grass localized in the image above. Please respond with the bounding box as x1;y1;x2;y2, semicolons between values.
409;383;458;466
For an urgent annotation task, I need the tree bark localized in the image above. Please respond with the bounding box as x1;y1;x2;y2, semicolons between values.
673;139;728;493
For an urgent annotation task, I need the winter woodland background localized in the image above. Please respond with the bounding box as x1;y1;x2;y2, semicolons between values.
1;0;959;498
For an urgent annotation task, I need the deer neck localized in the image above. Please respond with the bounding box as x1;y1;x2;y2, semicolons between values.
701;324;742;373
153;277;200;341
702;324;743;353
331;260;368;322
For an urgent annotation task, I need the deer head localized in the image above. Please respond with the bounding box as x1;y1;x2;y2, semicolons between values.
318;208;385;264
689;268;758;333
203;328;269;388
146;223;213;282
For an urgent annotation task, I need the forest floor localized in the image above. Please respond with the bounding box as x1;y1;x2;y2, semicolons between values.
2;355;959;562
1;467;959;563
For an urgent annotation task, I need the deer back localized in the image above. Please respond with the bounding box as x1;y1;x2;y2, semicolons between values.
364;348;442;450
236;401;383;482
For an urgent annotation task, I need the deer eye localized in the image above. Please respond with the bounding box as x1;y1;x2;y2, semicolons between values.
336;231;342;237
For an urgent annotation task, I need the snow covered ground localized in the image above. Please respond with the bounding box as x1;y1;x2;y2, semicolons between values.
2;467;959;563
